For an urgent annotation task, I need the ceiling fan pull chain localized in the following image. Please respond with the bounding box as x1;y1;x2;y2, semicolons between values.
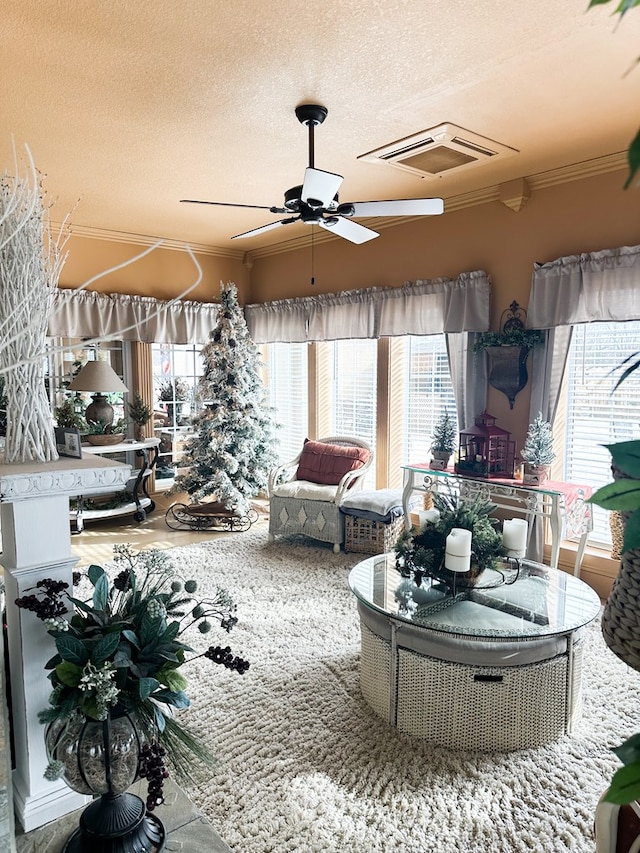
310;225;315;286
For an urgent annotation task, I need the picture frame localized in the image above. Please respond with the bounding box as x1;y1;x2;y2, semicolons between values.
55;427;83;459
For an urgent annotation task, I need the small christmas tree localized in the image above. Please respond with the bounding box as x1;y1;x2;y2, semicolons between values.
430;410;457;455
172;282;279;514
521;412;556;466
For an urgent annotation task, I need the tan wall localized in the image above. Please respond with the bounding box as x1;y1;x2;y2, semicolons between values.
59;236;250;304
248;168;640;449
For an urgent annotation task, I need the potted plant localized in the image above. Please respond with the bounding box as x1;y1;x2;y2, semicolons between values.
520;412;556;485
429;410;457;470
473;301;544;409
84;417;127;445
127;392;152;440
14;544;249;850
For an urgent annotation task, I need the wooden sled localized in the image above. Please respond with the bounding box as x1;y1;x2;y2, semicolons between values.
165;500;259;532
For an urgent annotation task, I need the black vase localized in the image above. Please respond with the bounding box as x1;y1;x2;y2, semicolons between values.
45;711;165;852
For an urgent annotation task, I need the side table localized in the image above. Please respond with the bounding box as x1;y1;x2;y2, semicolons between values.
401;464;593;575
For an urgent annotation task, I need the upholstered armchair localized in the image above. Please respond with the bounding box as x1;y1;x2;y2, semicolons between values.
268;436;373;552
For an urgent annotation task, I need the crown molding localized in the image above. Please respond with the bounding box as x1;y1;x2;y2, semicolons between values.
59;225;244;260
54;150;628;263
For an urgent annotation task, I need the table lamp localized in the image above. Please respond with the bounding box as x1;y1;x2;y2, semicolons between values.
68;361;128;426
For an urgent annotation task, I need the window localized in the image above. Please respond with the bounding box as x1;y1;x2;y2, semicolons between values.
329;339;377;488
402;335;458;464
151;343;203;489
559;321;640;546
264;342;309;465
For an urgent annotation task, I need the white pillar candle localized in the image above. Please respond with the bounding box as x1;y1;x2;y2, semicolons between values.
445;528;472;557
444;551;472;573
502;518;528;556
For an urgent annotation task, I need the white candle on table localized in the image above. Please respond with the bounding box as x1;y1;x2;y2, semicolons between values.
445;528;472;556
444;551;471;573
445;528;472;573
502;518;528;557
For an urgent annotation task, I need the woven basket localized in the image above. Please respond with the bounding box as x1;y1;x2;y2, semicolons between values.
601;465;640;671
344;513;405;554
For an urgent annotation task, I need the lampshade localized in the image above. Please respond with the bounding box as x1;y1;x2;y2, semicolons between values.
68;361;128;427
68;361;128;393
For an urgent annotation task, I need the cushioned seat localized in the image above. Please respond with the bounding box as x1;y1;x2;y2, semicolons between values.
268;436;373;552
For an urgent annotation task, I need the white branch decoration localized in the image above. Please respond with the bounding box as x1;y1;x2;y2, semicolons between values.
0;143;205;464
0;147;65;463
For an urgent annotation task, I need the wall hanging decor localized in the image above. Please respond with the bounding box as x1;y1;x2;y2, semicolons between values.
474;301;544;409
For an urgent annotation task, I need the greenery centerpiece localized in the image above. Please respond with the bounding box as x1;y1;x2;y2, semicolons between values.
15;545;248;815
394;490;505;590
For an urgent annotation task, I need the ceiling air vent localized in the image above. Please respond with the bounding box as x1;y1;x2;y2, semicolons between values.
358;123;518;178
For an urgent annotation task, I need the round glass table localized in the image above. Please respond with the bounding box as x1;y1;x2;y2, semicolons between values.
349;554;601;751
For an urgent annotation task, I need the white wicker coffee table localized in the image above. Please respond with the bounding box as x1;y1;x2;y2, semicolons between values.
349;554;601;751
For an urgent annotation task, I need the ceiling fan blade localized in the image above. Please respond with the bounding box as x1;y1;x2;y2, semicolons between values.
338;198;444;217
231;217;299;240
181;199;287;213
301;168;343;209
318;216;379;244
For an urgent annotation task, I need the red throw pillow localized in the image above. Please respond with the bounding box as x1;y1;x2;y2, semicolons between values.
296;439;370;486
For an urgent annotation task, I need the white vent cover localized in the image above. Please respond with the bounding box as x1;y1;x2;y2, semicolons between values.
358;123;518;178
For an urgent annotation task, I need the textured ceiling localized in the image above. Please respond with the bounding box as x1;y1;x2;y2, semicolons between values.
2;1;639;255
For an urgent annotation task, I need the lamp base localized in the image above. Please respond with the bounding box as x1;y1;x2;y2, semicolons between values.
62;792;165;853
85;393;115;427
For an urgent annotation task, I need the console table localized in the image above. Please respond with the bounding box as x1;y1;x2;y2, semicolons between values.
72;437;160;532
349;553;601;751
401;464;593;576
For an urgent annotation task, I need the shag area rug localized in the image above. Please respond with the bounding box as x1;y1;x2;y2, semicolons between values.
161;531;639;853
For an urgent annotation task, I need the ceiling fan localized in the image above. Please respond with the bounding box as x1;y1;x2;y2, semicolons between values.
180;104;444;244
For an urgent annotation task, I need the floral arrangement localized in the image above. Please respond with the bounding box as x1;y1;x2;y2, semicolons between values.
15;545;248;809
394;490;505;588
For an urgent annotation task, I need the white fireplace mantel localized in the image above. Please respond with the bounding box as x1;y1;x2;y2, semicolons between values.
0;455;132;836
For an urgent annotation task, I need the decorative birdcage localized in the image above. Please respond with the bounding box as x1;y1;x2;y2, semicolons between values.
455;411;515;479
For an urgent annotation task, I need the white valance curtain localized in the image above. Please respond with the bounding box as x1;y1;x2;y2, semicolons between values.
528;244;640;424
244;270;491;343
528;245;640;329
48;288;220;345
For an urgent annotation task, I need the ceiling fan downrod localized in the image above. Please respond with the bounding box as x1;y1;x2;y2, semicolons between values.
295;104;328;170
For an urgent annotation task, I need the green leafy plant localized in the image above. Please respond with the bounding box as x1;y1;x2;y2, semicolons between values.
53;397;87;431
127;393;152;427
473;328;544;351
589;440;640;554
85;417;127;435
15;545;249;797
430;411;457;455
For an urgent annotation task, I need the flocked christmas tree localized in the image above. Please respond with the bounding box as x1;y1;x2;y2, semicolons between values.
172;282;279;514
520;412;556;466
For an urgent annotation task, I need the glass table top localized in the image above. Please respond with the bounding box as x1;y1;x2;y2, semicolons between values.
348;553;601;640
